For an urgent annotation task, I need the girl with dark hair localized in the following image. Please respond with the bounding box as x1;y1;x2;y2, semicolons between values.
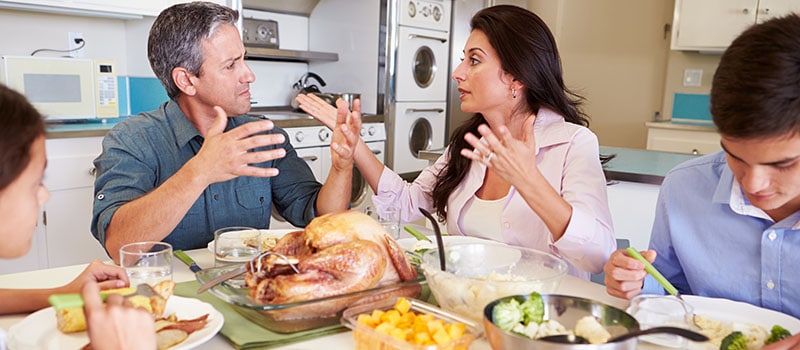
0;84;155;349
298;5;614;279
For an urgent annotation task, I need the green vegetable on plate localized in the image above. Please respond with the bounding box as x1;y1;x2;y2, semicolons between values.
719;331;747;350
766;325;792;345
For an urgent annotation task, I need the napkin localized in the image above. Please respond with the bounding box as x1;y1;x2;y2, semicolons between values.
173;281;347;349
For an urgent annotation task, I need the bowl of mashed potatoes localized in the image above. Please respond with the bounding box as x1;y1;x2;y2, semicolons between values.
420;242;567;322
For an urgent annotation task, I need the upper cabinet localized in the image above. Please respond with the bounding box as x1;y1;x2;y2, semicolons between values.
0;0;229;18
671;0;800;52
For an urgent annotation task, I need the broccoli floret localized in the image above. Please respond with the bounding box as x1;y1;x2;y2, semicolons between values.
765;325;792;345
520;292;545;325
492;298;524;331
720;331;747;350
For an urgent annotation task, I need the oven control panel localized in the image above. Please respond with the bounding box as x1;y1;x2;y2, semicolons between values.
400;0;451;32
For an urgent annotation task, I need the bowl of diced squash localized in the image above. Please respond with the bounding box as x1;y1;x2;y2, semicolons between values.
341;297;481;349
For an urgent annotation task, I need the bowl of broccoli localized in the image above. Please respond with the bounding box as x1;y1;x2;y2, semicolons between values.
483;293;641;349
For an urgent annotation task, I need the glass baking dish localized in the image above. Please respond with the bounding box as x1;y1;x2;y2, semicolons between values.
196;264;427;333
341;297;481;350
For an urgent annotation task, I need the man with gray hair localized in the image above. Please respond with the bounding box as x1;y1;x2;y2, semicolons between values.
91;1;360;261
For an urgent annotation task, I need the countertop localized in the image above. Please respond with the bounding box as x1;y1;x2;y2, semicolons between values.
418;146;700;185
45;111;384;139
600;146;699;185
645;120;717;132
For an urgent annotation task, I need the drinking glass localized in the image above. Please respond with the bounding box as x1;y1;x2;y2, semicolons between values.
365;206;401;239
119;241;173;287
214;227;262;267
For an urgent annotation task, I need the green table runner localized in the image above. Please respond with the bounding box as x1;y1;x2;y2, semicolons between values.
174;281;347;349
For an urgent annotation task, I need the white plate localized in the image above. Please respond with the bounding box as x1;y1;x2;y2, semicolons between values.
206;228;297;253
629;295;800;348
6;296;224;350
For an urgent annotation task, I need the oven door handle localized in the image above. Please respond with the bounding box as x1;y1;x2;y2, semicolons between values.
408;108;444;113
408;34;447;43
301;155;319;161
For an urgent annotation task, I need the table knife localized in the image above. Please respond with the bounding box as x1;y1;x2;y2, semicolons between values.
174;250;202;273
197;264;248;294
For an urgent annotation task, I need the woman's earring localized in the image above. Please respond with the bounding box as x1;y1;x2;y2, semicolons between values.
512;89;517;99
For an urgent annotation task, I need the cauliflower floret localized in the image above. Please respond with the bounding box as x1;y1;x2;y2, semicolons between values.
535;319;571;339
575;316;611;344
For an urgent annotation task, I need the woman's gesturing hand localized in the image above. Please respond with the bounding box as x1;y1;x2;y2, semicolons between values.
460;114;538;185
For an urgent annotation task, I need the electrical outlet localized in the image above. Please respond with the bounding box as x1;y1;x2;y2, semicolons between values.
683;69;703;87
68;32;84;58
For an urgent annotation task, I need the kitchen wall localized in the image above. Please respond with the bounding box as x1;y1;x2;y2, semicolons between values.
660;50;720;122
526;0;729;149
528;0;674;149
0;6;319;115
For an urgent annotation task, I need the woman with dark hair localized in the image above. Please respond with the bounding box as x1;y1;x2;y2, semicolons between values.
298;5;614;278
0;84;155;349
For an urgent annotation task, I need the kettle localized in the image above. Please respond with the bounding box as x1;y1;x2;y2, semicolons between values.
291;72;335;110
293;72;326;94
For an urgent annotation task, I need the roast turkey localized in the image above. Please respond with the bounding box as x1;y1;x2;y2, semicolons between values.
244;210;419;318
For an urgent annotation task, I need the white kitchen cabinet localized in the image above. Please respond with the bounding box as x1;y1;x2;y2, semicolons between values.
646;125;721;155
606;181;661;251
42;137;110;268
671;0;800;51
0;0;230;18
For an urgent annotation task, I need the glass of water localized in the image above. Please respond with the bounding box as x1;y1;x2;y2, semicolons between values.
119;241;173;287
214;227;262;267
365;206;401;239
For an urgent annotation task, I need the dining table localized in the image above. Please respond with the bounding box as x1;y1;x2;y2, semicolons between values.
0;247;665;349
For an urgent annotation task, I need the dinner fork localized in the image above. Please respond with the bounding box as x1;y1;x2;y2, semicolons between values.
626;247;700;328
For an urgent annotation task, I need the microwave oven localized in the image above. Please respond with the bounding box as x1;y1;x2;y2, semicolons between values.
0;56;119;120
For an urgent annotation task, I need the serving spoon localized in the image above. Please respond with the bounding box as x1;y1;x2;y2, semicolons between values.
539;326;709;344
418;207;446;271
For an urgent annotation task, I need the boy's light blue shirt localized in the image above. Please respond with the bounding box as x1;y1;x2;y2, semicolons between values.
642;151;800;318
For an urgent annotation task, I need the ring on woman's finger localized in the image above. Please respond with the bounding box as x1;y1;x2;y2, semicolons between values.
483;151;495;163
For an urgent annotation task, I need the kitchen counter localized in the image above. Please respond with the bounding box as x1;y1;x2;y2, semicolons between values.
45;112;384;139
600;146;699;185
418;146;700;185
0;247;639;349
645;120;716;132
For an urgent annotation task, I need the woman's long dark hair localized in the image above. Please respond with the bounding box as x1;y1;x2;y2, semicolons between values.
430;5;588;220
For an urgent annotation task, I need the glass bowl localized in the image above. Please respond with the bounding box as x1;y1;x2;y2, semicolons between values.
420;242;568;322
341;297;480;349
196;264;426;333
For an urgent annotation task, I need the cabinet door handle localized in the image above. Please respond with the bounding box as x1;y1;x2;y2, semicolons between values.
742;8;749;14
89;167;96;176
691;149;699;155
302;155;319;161
371;149;382;155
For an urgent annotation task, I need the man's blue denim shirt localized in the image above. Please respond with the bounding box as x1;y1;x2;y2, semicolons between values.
91;100;320;251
